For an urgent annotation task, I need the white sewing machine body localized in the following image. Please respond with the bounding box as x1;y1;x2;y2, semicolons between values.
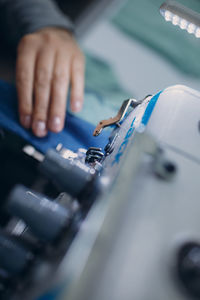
35;84;200;300
1;85;200;300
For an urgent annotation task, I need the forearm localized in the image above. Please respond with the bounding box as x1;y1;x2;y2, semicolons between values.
0;0;74;47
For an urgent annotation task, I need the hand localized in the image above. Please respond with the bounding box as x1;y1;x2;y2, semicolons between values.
16;27;85;137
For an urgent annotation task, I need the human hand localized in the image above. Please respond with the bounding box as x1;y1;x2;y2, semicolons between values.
16;27;85;137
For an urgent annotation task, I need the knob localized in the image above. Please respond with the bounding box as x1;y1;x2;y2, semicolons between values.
40;149;95;197
177;242;200;298
0;232;32;276
6;185;71;242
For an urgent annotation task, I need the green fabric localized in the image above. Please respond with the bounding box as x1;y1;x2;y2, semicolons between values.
112;0;200;77
76;52;132;125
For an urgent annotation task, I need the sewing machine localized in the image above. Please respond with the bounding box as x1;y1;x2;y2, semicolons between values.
0;84;199;300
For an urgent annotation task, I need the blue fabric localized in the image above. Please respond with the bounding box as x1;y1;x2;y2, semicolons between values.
0;80;109;153
37;287;61;300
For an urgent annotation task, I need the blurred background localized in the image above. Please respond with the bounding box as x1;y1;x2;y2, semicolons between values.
1;0;200;123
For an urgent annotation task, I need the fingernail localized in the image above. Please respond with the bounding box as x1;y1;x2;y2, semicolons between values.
20;115;31;129
49;116;62;132
72;101;82;112
32;120;47;137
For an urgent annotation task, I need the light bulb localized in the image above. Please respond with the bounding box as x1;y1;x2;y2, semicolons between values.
187;23;196;34
172;15;179;25
180;18;188;29
164;10;173;21
195;28;200;38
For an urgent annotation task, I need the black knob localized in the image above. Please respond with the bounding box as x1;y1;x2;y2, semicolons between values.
40;149;94;197
0;232;32;276
6;185;70;242
177;242;200;298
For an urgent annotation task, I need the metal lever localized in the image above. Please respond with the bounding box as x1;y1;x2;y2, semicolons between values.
93;98;143;137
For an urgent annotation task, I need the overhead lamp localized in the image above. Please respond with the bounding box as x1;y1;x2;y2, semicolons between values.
160;1;200;38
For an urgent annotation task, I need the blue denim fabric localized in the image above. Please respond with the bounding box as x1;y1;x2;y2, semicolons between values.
0;80;109;153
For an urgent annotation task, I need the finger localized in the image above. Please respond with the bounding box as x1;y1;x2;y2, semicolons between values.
70;55;85;112
32;48;55;137
48;52;70;132
16;36;37;128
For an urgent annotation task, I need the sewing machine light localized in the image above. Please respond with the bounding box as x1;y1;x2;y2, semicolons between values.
179;19;188;29
160;1;200;38
195;28;200;38
172;14;179;25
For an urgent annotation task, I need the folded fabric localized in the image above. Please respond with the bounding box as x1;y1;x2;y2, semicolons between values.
112;0;200;77
0;80;109;154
